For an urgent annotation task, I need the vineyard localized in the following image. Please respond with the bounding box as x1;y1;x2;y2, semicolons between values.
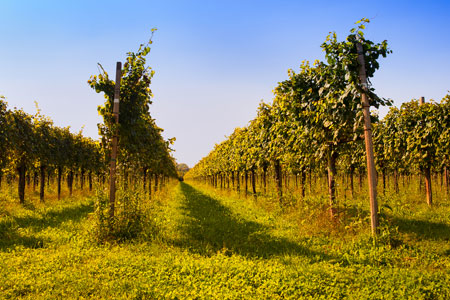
0;35;177;204
1;20;450;299
185;20;450;229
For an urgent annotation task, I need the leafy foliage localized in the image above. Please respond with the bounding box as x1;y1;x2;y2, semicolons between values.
0;98;103;202
186;19;392;214
88;30;177;179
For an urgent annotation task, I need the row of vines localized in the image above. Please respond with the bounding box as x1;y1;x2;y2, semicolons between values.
0;98;102;203
0;32;178;207
185;20;450;224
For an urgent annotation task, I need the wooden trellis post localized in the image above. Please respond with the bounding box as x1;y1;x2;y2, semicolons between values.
109;62;121;218
356;43;379;235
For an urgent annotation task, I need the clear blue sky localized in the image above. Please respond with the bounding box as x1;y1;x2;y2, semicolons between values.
1;0;450;167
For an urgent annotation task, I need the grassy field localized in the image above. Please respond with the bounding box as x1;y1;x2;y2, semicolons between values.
0;181;449;299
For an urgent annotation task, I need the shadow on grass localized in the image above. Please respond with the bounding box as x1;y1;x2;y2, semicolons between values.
0;229;44;251
172;183;335;261
14;201;93;230
393;217;450;241
0;201;93;251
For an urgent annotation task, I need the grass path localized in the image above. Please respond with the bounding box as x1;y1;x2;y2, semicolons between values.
0;182;449;299
165;183;331;260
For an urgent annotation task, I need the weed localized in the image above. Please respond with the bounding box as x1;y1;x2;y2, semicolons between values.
91;186;157;243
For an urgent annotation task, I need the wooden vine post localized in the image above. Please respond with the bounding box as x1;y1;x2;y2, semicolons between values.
109;62;122;219
356;43;379;235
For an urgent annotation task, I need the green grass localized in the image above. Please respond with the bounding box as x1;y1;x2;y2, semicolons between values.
0;181;449;299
